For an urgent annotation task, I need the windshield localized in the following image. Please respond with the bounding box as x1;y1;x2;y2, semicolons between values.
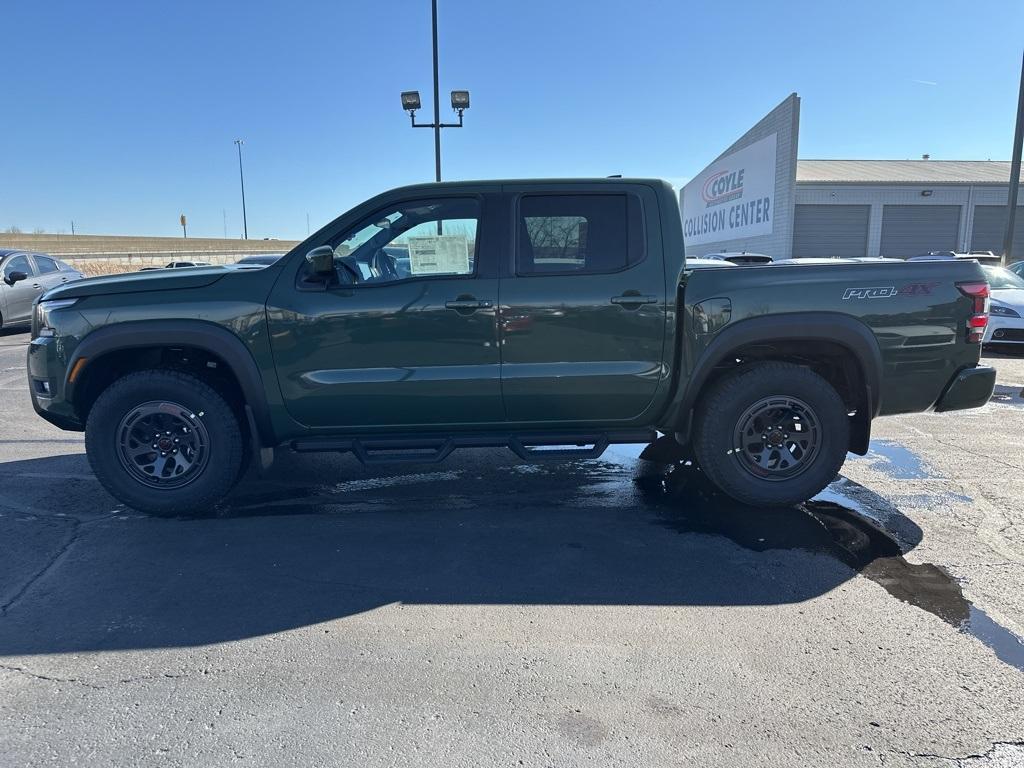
982;265;1024;290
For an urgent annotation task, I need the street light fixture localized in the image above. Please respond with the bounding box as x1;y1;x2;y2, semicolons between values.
399;0;470;182
401;89;469;127
401;91;422;112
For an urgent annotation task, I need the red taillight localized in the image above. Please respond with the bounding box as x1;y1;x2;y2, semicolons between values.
957;281;991;343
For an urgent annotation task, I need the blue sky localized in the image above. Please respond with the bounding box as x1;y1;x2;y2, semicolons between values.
2;0;1022;239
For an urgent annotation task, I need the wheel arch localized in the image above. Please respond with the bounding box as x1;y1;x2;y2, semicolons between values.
66;321;275;446
671;312;883;455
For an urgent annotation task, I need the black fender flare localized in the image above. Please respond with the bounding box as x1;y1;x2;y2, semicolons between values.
67;320;275;445
670;312;883;452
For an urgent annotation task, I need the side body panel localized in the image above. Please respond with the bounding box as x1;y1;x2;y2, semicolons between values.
29;178;988;449
677;260;986;417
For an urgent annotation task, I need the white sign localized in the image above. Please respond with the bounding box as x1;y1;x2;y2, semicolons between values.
681;133;778;247
406;234;471;275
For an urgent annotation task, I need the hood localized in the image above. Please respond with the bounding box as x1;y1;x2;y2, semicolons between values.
41;265;231;301
991;288;1024;310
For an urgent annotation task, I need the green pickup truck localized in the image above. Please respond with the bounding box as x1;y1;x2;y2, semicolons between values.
28;179;996;514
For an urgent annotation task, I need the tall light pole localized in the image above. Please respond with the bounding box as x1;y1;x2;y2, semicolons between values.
400;0;470;182
1002;50;1024;266
234;139;248;240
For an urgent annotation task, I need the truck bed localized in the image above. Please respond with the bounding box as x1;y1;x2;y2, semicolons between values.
680;258;986;417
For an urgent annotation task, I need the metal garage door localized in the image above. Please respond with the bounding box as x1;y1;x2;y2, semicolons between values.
792;205;870;258
880;205;961;258
970;205;1024;255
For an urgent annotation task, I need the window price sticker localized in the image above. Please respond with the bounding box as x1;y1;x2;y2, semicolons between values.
406;235;470;275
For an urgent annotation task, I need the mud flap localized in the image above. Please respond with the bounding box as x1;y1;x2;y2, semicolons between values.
244;404;275;477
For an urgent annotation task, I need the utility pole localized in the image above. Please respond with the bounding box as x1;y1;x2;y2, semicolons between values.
223;209;228;239
306;212;311;236
234;139;248;240
1002;50;1024;266
70;220;75;235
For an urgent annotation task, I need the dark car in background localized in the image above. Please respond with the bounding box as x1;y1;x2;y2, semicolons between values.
0;250;83;329
140;261;214;271
235;254;284;266
703;251;774;265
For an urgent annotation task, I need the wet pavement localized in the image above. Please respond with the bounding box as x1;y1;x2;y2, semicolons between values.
2;327;1024;767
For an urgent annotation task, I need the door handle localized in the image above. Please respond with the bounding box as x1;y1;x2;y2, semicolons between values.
610;294;658;308
445;298;492;311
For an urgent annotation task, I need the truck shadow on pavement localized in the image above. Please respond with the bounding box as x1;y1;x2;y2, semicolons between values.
0;447;937;656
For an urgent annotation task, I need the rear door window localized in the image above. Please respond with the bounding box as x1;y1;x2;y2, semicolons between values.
35;256;60;274
516;194;643;275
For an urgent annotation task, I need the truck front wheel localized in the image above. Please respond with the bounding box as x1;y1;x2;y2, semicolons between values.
692;362;849;507
85;370;243;515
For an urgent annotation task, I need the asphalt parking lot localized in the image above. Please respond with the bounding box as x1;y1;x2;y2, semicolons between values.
2;328;1024;767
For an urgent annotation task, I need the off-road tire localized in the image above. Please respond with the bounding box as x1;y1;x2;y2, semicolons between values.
692;362;849;506
85;370;243;515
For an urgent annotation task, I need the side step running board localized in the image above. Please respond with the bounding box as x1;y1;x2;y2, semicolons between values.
290;430;656;466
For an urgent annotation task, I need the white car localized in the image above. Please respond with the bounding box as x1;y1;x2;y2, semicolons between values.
983;265;1024;345
685;257;737;270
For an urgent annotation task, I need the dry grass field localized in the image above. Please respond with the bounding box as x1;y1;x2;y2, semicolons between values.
74;261;143;277
0;233;297;278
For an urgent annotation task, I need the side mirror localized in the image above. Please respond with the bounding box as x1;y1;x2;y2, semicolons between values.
5;270;28;286
304;246;335;277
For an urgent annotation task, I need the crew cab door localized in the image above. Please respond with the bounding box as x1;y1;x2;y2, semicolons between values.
266;193;504;429
498;184;669;423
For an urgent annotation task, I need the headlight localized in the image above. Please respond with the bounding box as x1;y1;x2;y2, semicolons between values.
34;298;79;337
990;304;1021;318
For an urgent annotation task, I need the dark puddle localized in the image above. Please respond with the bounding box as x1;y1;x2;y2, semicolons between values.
862;439;930;479
641;465;1024;673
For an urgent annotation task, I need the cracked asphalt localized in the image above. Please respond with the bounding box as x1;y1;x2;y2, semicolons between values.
2;327;1024;767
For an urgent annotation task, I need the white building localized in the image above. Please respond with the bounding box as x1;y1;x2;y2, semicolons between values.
794;160;1023;259
681;95;1023;260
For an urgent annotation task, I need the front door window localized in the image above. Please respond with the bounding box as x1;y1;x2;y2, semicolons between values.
309;198;480;286
3;255;34;282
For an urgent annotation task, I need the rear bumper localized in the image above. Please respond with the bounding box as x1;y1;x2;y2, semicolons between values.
933;365;996;413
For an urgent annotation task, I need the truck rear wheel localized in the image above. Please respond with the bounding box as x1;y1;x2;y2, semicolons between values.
85;370;243;515
692;362;849;507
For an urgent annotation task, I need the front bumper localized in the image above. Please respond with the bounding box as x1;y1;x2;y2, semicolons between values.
28;335;84;431
984;314;1024;344
933;365;997;413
